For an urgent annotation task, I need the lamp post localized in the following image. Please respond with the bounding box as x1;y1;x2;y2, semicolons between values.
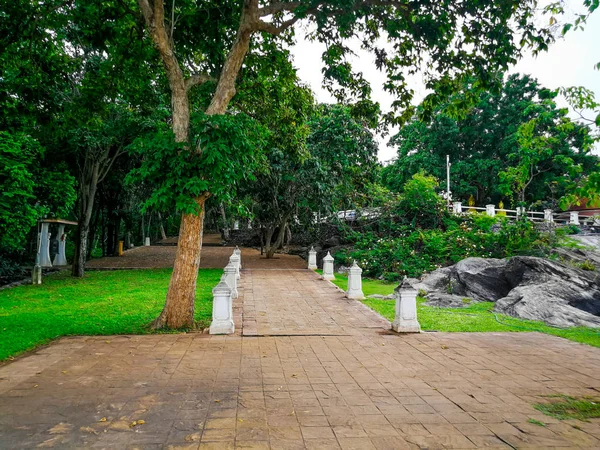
446;154;452;207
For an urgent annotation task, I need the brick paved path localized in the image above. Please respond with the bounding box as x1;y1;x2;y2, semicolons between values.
2;255;600;449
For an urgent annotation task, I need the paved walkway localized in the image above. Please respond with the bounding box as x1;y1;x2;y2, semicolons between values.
2;252;600;449
87;240;306;271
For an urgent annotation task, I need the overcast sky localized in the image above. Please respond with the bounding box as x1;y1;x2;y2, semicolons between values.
289;2;600;162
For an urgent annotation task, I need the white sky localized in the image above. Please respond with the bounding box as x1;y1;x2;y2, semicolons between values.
289;2;600;162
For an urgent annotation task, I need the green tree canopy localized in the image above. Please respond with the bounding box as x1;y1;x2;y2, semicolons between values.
382;74;598;208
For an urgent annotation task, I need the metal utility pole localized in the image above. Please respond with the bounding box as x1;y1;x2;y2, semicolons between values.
446;154;451;207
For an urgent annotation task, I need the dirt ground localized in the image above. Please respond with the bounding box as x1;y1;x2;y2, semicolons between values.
86;235;307;270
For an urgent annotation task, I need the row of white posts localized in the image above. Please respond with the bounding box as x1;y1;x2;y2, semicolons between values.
452;202;581;225
307;247;421;333
209;247;241;335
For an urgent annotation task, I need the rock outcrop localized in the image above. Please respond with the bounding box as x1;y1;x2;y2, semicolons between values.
415;255;600;328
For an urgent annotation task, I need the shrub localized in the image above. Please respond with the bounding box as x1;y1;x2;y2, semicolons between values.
336;173;553;281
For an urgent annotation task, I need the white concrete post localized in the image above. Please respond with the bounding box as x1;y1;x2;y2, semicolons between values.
346;261;365;299
486;204;496;217
224;263;238;299
209;280;234;334
516;207;526;219
52;224;68;266
308;247;317;269
233;220;240;231
230;253;241;281
544;209;554;223
247;219;252;230
452;202;462;214
38;223;52;267
32;265;42;285
570;211;580;225
322;252;335;280
392;280;421;333
234;246;242;269
144;237;150;246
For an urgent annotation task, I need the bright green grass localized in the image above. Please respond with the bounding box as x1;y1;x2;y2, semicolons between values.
534;395;600;421
0;269;222;361
324;272;600;348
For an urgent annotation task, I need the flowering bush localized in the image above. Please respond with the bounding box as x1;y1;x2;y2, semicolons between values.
335;174;550;281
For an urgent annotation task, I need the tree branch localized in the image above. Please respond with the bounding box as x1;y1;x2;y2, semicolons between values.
258;1;301;17
184;73;214;90
138;0;153;22
258;0;410;17
254;17;300;35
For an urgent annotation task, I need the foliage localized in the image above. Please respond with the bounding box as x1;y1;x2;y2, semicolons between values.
382;74;597;207
533;396;600;421
327;274;600;347
239;101;380;256
0;269;222;361
128;112;268;214
0;131;76;254
392;172;446;228
338;174;549;280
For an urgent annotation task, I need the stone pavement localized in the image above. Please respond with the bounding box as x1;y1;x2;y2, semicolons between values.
87;241;305;270
2;255;600;449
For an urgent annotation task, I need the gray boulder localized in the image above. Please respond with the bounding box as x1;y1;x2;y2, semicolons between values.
416;255;600;328
496;256;600;328
414;257;508;301
454;258;510;301
424;293;476;308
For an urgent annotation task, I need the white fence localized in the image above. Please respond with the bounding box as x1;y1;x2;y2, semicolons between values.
450;202;584;225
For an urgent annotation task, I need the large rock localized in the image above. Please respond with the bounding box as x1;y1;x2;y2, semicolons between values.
415;257;509;301
454;258;510;301
496;256;600;328
416;255;600;328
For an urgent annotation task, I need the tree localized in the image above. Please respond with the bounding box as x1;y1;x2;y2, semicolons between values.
383;74;597;206
1;0;163;276
0;132;76;257
134;0;571;328
244;102;379;258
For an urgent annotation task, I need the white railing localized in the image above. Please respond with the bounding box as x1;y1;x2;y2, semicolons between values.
450;202;580;225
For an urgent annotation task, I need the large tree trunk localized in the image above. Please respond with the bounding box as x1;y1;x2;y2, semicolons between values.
266;218;288;259
264;227;274;258
72;160;100;277
152;194;208;329
139;0;254;328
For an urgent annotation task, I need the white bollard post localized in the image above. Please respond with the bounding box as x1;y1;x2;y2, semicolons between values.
516;206;526;219
209;280;234;334
452;201;462;214
224;263;238;299
52;224;68;266
308;247;317;270
247;219;252;230
38;223;52;267
32;264;42;285
570;211;580;225
233;220;240;231
392;279;421;333
322;252;335;280
486;204;496;217
144;237;150;246
346;261;365;299
234;246;242;269
230;253;241;281
544;209;554;223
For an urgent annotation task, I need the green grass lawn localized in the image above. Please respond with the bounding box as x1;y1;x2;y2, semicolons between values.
322;271;600;348
0;269;222;361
